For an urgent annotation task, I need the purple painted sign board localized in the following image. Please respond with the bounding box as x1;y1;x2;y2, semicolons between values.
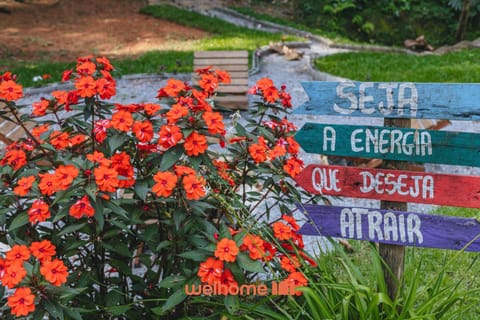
297;203;480;252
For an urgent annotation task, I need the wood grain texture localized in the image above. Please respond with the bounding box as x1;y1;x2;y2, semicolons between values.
295;123;480;166
297;203;480;252
294;81;480;120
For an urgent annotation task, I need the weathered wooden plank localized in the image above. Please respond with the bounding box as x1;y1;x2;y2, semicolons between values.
193;58;248;66
296;203;480;252
194;64;249;72
215;86;248;93
295;123;480;167
194;51;248;58
293;81;480;120
295;164;480;208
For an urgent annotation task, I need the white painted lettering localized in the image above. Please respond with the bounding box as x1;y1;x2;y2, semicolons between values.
351;129;364;152
359;82;375;114
378;83;397;115
368;210;384;241
383;212;398;241
407;214;423;244
334;82;357;114
340;208;355;238
323;126;336;152
398;83;418;116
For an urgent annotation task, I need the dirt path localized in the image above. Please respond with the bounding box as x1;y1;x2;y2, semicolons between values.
0;0;207;64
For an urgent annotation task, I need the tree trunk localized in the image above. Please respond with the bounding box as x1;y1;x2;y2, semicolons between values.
456;0;471;41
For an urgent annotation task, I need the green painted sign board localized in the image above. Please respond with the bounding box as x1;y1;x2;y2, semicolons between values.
295;123;480;167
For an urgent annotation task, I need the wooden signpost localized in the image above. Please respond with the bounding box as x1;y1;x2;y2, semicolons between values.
294;80;480;299
294;81;480;120
295;123;480;166
295;164;480;208
297;204;480;252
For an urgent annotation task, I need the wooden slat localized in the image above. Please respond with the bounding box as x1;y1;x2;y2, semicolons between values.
194;64;249;72
193;58;247;66
193;71;248;80
216;86;248;94
213;96;249;110
194;51;248;58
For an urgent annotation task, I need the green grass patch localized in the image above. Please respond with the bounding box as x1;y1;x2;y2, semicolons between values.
5;4;297;88
314;49;480;82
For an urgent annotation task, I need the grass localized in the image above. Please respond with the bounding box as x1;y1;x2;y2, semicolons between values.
314;49;480;82
3;4;296;88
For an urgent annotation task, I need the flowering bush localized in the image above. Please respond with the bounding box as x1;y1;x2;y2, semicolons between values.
0;56;320;319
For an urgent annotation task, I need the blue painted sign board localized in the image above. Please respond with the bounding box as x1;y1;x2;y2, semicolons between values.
295;123;480;167
294;81;480;120
297;203;480;252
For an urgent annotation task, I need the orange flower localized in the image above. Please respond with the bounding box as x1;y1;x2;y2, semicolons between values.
283;272;308;296
219;269;238;294
31;124;50;140
262;86;280;103
6;244;30;262
0;80;23;101
69;195;95;219
267;144;286;160
262;241;277;261
240;234;265;260
50;130;70;150
61;69;73;82
255;77;274;91
215;69;231;84
54;164;79;191
182;174;206;200
52;90;69;105
184;132;208;156
173;165;196;177
38;172;57;195
7;287;35;317
96;56;114;71
74;76;97;98
283;157;304;178
158;125;183;149
203;111;225;135
214;238;239;262
199;73;218;94
96;78;116;100
272;221;294;241
152;171;178;198
280;255;301;273
13;175;36;196
286;136;300;155
94;165;119;193
32;98;50;116
69;134;88;147
40;258;68;286
166;104;189;124
76;61;96;75
29;240;56;262
87;151;111;166
28;200;51;224
110;110;133;132
248;143;267;163
160;79;186;97
2;262;27;288
143;103;161;116
197;257;223;284
111;152;135;188
132;120;154;143
3;149;27;170
282;215;300;232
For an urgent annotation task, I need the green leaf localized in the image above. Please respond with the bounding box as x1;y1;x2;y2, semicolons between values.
101;241;132;258
103;200;129;219
8;213;29;231
159;275;187;288
178;250;209;261
225;295;240;315
157;289;187;314
57;223;88;237
159;145;184;171
236;252;265;273
108;133;129;152
134;179;149;201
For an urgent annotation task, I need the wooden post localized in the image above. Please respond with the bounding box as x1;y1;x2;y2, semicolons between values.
379;118;410;300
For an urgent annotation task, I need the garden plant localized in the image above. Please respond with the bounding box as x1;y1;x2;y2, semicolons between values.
0;55;320;319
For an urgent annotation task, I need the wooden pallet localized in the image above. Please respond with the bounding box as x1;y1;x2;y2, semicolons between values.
193;50;249;110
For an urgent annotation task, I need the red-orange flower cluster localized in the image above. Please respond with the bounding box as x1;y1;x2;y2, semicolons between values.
1;241;69;317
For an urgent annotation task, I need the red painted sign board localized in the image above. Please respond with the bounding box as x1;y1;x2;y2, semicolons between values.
295;164;480;208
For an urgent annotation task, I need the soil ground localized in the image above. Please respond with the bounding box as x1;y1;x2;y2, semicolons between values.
0;0;208;63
